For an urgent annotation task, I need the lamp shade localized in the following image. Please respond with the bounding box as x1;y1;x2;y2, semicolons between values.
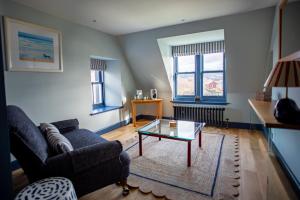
264;60;300;88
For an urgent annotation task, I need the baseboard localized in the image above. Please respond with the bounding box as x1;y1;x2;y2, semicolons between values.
136;114;173;121
137;115;263;131
95;118;131;135
95;115;172;135
272;143;300;197
261;128;300;197
227;122;263;130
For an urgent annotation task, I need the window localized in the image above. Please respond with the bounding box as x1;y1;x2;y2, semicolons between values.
91;70;104;107
176;56;195;96
174;52;226;103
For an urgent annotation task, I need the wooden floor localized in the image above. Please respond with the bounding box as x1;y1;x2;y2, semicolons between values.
12;120;298;200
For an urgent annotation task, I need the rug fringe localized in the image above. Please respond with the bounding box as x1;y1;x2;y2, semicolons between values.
216;134;240;199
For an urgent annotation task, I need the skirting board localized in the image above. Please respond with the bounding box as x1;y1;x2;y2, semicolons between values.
272;142;300;197
95;119;131;135
134;115;263;130
94;115;172;135
261;128;300;197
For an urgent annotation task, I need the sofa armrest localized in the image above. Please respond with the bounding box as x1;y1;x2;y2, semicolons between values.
46;140;123;174
70;140;123;173
46;152;73;177
51;119;79;134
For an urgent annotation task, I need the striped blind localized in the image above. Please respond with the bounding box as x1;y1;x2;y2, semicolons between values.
172;40;225;57
90;58;107;71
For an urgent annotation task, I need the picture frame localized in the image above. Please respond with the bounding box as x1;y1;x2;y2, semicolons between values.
4;17;63;72
136;90;143;99
150;89;157;99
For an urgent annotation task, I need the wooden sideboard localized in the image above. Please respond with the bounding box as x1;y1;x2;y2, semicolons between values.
131;99;163;127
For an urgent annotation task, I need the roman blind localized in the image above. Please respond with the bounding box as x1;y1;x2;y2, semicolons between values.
172;40;225;57
90;58;107;71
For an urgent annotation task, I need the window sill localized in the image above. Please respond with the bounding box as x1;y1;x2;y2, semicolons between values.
90;106;123;116
171;100;230;105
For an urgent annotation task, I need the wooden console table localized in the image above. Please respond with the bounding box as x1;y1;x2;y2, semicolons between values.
248;98;300;153
131;99;163;127
248;99;300;130
248;100;300;199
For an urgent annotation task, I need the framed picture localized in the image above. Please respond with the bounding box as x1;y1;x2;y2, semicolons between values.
150;89;157;99
4;17;63;72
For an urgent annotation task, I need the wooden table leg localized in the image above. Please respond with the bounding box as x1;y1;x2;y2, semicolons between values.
159;137;161;141
187;141;191;167
199;131;202;148
156;101;163;119
132;102;136;127
139;133;142;156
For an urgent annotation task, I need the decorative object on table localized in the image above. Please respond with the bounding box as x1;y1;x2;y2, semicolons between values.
136;90;143;99
150;89;157;99
4;17;63;72
264;58;300;124
255;87;272;101
169;120;177;127
14;177;77;200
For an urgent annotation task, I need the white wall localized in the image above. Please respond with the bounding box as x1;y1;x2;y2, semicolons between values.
1;0;136;132
118;7;275;123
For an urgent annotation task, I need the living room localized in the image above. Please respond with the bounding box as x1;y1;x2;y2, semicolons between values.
0;0;300;199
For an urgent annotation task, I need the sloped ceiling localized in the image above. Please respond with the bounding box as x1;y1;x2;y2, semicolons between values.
118;7;275;96
10;0;281;35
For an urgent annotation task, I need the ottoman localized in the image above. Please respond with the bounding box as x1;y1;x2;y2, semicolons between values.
15;177;77;200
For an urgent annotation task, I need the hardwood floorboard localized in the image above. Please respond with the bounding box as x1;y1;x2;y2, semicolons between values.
12;120;297;200
242;170;264;200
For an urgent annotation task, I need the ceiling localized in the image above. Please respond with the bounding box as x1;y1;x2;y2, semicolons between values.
12;0;282;35
158;29;225;46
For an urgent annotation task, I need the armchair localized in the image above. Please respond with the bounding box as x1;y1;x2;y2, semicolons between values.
7;105;130;197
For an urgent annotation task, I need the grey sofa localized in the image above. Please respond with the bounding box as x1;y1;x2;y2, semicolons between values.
7;105;130;197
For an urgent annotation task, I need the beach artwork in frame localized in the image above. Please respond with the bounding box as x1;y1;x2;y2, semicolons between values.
4;17;63;72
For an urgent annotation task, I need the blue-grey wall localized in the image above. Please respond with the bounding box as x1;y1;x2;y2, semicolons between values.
118;7;275;123
1;0;136;134
270;1;300;191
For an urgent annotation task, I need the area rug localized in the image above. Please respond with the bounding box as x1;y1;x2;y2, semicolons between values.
123;132;240;200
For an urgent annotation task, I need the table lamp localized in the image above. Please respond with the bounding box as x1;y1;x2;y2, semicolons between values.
264;59;300;124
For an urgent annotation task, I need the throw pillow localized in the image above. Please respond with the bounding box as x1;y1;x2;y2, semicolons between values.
40;123;74;154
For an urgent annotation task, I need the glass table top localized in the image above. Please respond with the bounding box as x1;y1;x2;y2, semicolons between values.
138;119;205;141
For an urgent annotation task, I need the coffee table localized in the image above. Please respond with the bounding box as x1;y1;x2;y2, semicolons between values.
138;119;205;167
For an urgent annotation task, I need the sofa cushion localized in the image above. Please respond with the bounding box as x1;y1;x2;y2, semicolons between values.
7;105;49;162
40;123;74;154
64;129;107;149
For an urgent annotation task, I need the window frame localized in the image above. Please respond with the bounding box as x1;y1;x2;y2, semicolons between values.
173;53;226;104
91;70;105;108
200;53;226;103
174;56;196;101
